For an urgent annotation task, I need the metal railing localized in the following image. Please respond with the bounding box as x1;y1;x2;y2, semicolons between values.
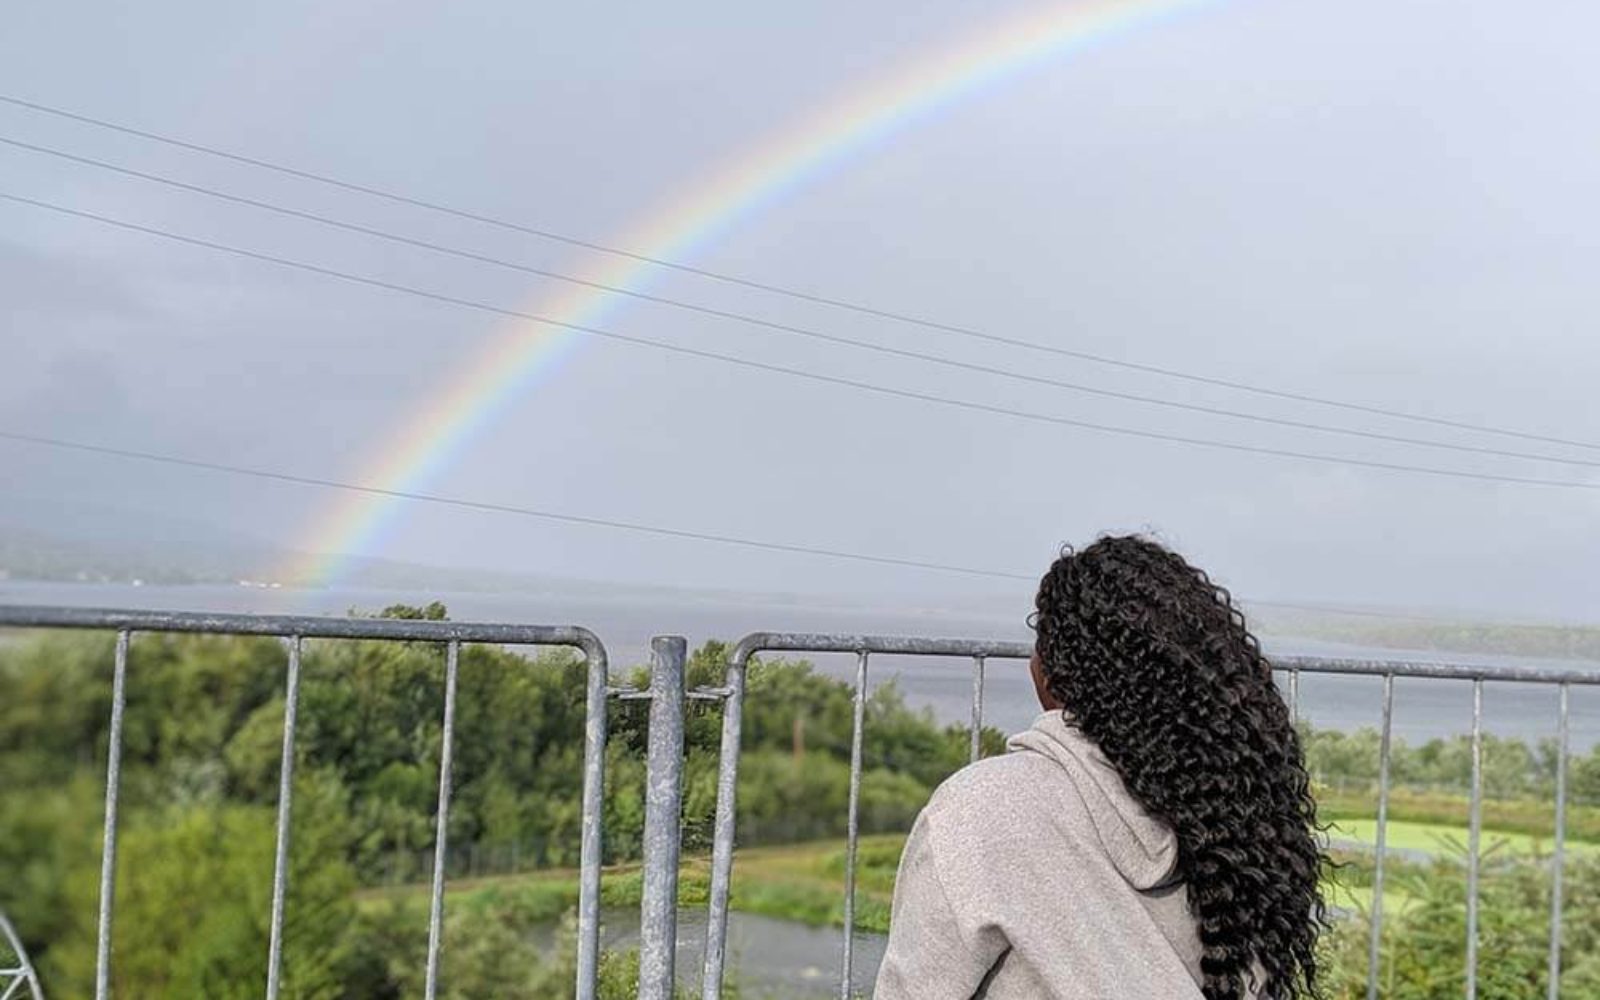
4;606;1597;999
695;633;1032;1000
691;635;1600;1000
1271;654;1597;1000
0;606;610;1000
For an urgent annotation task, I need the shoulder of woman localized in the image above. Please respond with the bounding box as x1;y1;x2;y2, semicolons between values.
920;752;1083;836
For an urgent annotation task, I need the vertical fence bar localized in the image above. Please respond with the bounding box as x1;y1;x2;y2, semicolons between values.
969;655;986;764
639;637;687;1000
423;640;461;1000
1288;668;1300;726
1365;672;1395;1000
703;657;749;1000
840;650;870;1000
1466;678;1484;999
576;647;610;1000
94;629;130;1000
1548;682;1570;1000
265;636;303;1000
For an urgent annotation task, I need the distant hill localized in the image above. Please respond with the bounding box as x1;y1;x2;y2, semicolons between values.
0;496;960;612
5;496;1595;663
1251;604;1600;664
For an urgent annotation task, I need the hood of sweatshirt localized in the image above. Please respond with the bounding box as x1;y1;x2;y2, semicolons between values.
1006;711;1180;891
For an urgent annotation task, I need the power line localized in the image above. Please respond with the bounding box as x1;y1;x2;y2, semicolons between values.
7;188;1599;493
7;132;1596;471
0;428;1580;629
0;429;1033;581
4;91;1595;454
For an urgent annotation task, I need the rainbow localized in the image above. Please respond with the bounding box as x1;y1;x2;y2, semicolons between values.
286;0;1205;585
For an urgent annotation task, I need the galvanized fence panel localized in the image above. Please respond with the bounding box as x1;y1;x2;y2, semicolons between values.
1271;655;1600;1000
5;605;1597;1000
0;605;610;1000
697;637;1600;1000
699;633;1032;1000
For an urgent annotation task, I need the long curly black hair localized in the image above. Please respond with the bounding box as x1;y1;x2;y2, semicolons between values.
1031;535;1328;1000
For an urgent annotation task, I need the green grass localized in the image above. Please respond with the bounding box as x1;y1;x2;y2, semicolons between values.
1324;882;1411;916
355;833;1391;933
355;837;900;933
1327;817;1600;857
709;836;900;933
355;810;1595;940
1317;786;1600;843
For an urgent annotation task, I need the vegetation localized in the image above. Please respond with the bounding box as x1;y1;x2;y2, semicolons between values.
1319;846;1600;998
2;608;1597;996
390;836;1600;998
0;614;982;996
1303;725;1600;842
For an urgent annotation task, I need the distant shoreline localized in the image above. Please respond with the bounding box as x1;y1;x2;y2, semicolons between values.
6;575;1598;666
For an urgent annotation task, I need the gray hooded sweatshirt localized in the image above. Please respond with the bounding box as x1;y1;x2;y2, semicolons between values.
874;711;1209;999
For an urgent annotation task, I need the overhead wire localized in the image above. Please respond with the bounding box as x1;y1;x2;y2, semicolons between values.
3;133;1595;470
0;428;1560;627
4;91;1595;453
0;428;1030;580
6;189;1600;493
6;96;1594;632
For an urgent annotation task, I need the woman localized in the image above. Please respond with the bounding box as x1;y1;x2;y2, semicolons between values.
875;535;1327;1000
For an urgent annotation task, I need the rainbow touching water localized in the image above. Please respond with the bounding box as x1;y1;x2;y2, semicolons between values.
285;0;1205;585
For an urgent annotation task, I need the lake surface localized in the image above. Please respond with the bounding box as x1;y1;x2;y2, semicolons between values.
544;907;884;999
4;581;1598;749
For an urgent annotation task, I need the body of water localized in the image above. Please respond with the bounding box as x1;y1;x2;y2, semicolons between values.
4;581;1598;749
534;907;884;999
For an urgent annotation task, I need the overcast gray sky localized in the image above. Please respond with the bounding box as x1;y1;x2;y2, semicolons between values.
2;0;1597;621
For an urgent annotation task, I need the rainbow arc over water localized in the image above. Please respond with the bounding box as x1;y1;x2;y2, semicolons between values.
287;0;1204;585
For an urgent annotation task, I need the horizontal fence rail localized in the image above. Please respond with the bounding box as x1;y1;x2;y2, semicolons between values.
0;605;610;1000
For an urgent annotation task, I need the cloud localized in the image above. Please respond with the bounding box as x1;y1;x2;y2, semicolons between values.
0;238;155;323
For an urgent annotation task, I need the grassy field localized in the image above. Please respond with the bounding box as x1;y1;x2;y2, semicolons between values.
1316;786;1600;842
362;811;1595;938
1327;817;1599;857
358;837;904;933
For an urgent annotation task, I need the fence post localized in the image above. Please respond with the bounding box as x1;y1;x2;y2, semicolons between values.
638;636;687;1000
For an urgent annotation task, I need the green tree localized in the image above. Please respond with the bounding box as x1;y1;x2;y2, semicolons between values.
40;777;356;997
